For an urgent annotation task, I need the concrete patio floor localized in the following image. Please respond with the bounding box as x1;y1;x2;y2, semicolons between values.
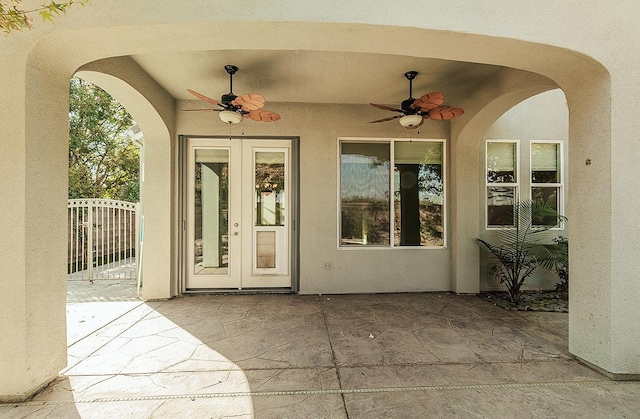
2;287;639;418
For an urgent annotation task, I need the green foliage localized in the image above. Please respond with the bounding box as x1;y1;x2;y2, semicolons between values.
1;0;89;35
477;199;566;303
535;236;569;293
69;77;140;202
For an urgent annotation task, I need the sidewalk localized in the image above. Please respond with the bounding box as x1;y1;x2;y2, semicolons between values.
2;291;638;418
66;279;140;303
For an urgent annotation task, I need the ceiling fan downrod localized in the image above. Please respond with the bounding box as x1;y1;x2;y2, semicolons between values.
405;70;418;99
402;70;419;111
224;64;238;94
222;64;239;103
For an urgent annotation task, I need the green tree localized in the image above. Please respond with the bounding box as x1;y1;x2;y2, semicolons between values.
1;0;89;35
69;77;140;201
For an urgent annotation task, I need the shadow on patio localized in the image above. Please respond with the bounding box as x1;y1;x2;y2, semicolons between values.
2;292;639;418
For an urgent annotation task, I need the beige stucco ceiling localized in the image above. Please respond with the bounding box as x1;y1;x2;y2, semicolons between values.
132;50;503;107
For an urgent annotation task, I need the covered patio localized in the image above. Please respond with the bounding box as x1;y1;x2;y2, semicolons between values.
2;291;638;417
2;0;640;402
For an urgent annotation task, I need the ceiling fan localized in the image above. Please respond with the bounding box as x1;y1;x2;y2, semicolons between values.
369;71;464;129
186;65;281;124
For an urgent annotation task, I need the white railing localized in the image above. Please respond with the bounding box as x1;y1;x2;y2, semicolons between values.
68;199;139;281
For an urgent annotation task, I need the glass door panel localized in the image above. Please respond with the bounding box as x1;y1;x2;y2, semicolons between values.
242;144;291;287
193;149;229;276
186;139;241;289
255;151;286;227
252;150;287;276
256;231;276;269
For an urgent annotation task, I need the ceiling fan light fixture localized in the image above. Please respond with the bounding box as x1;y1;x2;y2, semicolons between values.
399;114;423;127
219;110;243;124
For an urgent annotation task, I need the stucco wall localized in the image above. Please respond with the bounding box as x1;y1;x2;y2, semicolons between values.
178;101;451;294
177;90;569;294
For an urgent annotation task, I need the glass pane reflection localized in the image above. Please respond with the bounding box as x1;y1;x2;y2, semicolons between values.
194;149;229;275
255;152;286;227
340;142;390;246
393;141;444;246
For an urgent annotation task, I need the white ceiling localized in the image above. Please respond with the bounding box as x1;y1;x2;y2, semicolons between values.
132;50;503;108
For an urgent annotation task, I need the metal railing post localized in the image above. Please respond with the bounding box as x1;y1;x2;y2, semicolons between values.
87;199;94;281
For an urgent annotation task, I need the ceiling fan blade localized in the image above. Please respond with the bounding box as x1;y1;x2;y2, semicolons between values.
186;89;222;106
247;109;281;122
233;93;266;111
369;114;403;123
182;108;220;112
370;103;404;113
428;106;465;120
411;92;445;111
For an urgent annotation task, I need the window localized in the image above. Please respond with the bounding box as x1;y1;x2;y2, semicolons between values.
531;141;562;227
486;141;519;228
339;139;445;247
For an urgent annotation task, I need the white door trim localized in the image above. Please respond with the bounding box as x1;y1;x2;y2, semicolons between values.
181;136;297;291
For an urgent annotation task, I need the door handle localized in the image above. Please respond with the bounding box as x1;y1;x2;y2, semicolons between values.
233;231;239;236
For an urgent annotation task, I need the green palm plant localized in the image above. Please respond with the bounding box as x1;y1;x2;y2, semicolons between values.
535;236;569;293
477;199;566;303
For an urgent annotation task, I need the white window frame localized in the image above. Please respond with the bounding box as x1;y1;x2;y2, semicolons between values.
529;140;564;230
337;137;447;249
485;139;520;230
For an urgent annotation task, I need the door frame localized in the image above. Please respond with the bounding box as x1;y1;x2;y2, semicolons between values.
178;135;300;293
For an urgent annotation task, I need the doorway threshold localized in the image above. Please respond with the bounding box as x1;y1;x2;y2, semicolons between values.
183;288;294;295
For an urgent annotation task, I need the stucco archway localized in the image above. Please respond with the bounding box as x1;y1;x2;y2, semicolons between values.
449;68;559;294
76;58;176;299
2;5;637;400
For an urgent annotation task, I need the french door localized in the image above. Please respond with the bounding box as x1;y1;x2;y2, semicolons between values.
185;137;293;290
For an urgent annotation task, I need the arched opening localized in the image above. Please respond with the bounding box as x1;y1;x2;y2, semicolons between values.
449;68;560;293
4;13;629;402
479;89;569;296
66;76;142;300
75;63;175;300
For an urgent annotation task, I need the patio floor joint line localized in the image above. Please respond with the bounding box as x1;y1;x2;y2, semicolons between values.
320;298;350;418
3;380;638;407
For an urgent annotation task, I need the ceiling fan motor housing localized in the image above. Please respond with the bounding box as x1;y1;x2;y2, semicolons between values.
221;93;238;104
401;98;418;113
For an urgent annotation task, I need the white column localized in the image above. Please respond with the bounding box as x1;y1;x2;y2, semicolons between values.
0;60;69;401
568;76;640;378
138;129;173;299
449;130;481;294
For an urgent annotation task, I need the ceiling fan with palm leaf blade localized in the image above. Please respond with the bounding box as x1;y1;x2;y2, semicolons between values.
186;65;281;124
369;70;464;129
